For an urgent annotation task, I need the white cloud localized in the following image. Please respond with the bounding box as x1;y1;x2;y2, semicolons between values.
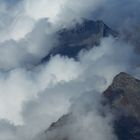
24;0;67;22
0;0;139;140
0;55;82;125
0;36;138;139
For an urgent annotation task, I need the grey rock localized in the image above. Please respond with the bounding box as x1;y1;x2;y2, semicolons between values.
104;72;140;140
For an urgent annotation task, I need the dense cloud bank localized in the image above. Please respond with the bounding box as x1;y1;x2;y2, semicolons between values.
0;0;139;140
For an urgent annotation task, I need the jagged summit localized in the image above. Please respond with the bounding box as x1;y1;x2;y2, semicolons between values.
104;73;140;140
42;19;118;62
58;19;117;43
111;72;140;87
104;72;140;118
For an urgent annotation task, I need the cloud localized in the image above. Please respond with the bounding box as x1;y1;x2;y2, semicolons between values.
0;19;59;70
0;55;82;125
23;0;106;23
1;0;140;41
23;0;140;29
0;0;139;140
42;92;117;140
24;0;67;22
0;36;138;140
0;0;139;70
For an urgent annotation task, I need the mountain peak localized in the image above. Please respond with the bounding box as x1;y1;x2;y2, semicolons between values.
42;19;118;62
104;72;140;118
112;72;139;88
104;73;140;140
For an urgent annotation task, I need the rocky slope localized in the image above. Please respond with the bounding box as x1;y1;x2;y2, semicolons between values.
41;73;140;140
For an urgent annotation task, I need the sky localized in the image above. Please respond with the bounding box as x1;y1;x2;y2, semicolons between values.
0;0;139;140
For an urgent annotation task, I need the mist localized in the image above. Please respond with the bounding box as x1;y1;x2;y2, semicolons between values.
0;0;139;140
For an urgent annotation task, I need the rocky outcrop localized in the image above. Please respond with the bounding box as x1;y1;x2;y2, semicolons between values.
104;72;140;119
104;72;140;140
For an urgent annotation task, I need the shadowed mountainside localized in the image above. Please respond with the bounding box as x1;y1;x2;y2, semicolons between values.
42;19;118;62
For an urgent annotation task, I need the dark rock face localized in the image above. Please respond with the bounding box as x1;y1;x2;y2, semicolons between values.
104;72;140;140
42;19;118;62
104;72;140;119
114;116;140;140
